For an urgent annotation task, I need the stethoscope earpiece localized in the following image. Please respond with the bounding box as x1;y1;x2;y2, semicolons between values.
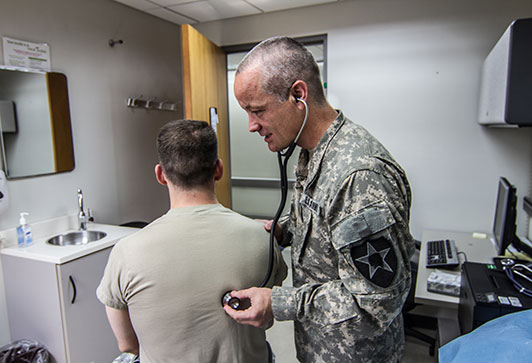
288;98;308;151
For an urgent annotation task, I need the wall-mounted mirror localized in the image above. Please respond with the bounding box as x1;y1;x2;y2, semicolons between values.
0;67;75;179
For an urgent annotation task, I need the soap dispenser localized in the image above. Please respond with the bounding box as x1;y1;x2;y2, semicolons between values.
16;212;33;247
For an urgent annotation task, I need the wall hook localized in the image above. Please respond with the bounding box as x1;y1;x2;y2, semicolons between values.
108;39;124;47
126;97;177;112
145;99;155;109
158;100;176;111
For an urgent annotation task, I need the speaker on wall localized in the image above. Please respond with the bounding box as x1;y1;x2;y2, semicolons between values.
478;18;532;127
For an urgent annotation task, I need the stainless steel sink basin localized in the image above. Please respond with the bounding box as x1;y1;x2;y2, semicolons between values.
47;230;107;246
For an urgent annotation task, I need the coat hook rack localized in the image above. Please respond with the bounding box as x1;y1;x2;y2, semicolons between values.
126;97;178;112
109;39;123;47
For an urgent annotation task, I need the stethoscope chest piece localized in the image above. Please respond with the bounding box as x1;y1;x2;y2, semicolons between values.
222;291;241;310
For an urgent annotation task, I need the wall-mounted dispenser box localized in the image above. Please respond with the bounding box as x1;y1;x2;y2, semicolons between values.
478;18;532;127
0;100;17;133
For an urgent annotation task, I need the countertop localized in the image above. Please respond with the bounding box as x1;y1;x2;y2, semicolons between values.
0;222;137;264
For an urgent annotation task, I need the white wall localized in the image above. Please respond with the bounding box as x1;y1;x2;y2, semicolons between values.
0;0;183;231
196;0;532;240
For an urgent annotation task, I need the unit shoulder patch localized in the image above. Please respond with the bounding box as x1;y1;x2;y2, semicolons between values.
350;236;397;287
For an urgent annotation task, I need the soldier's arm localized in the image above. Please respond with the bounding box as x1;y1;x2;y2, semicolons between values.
105;306;139;354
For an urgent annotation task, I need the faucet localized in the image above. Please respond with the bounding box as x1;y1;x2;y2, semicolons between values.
77;189;88;231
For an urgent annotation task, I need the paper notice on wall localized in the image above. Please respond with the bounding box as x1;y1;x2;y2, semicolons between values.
2;37;51;71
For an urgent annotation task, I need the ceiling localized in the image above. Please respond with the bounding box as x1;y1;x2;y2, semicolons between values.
113;0;345;25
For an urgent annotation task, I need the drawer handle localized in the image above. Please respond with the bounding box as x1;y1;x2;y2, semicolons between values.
69;275;77;304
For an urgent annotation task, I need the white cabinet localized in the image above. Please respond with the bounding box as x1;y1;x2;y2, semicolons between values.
2;247;119;363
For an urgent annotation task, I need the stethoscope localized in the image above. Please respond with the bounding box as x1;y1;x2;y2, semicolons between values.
501;258;532;298
222;97;309;309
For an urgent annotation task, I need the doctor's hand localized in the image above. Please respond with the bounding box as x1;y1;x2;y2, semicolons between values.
256;219;283;243
223;287;274;329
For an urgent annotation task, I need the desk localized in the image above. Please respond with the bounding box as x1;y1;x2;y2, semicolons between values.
413;229;498;347
415;229;498;308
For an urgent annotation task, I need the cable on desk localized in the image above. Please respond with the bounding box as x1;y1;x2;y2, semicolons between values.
457;251;468;263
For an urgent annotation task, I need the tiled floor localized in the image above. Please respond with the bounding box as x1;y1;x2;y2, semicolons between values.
267;248;436;363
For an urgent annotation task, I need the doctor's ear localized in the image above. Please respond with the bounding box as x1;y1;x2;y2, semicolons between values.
290;80;308;104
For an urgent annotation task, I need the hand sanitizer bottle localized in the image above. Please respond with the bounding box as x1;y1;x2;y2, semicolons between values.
16;212;33;247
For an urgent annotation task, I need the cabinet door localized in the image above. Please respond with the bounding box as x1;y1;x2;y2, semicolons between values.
1;254;67;363
57;247;119;363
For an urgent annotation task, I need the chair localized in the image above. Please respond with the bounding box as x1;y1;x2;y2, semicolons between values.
402;240;437;356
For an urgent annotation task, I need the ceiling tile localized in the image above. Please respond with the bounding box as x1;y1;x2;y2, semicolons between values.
168;2;219;22
168;0;260;23
114;0;342;25
146;7;197;24
113;0;160;11
209;0;263;17
149;0;193;6
247;0;337;13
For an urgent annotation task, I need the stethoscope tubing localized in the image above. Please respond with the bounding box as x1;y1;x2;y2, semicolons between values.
259;98;308;287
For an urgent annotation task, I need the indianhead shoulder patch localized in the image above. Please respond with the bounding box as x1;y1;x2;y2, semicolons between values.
350;236;397;287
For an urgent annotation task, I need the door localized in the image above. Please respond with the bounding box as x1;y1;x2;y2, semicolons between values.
181;25;231;208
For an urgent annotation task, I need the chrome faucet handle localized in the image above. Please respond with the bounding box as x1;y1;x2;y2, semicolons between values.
77;189;84;210
77;189;87;230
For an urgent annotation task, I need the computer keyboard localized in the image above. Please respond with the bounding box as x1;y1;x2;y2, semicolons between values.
426;239;460;269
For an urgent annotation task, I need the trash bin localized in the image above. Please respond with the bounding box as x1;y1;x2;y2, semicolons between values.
0;339;50;363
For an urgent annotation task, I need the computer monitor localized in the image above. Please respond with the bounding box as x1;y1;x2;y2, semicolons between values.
492;177;518;256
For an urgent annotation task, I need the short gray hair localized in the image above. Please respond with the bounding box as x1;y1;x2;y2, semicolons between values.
236;37;326;105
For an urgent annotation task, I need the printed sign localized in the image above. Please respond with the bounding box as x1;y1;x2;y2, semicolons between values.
2;37;51;71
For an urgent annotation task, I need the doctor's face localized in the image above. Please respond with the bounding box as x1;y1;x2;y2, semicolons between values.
234;68;300;153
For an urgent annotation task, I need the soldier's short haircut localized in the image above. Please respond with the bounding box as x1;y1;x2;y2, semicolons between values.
236;36;326;105
156;120;217;189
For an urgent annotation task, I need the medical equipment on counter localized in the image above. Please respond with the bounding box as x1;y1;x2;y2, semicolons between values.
458;259;532;333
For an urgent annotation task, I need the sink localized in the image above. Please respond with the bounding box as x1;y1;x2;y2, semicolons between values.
47;230;107;246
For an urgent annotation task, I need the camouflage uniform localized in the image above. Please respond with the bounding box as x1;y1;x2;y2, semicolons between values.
271;111;415;362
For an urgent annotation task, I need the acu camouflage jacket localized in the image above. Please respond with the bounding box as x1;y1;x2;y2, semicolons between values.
271;110;415;362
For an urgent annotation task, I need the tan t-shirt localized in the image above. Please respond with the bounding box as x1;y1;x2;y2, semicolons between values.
97;204;287;363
